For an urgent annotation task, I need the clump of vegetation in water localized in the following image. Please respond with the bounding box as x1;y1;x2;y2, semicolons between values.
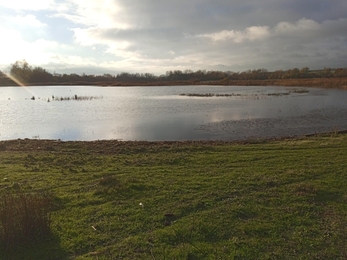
179;93;242;97
29;95;104;102
290;89;310;94
179;90;309;98
51;94;103;101
267;92;290;96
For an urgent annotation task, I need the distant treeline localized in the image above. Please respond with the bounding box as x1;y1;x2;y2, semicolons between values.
1;60;347;86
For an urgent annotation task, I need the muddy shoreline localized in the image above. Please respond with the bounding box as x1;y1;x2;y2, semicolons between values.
1;130;346;154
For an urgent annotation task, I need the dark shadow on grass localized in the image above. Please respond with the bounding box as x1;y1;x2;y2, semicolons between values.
0;192;68;260
315;190;342;203
1;233;69;260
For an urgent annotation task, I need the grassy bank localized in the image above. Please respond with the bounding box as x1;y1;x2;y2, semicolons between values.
223;77;347;88
0;134;347;259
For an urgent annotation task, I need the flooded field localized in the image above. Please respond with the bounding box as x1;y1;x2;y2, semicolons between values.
0;85;346;141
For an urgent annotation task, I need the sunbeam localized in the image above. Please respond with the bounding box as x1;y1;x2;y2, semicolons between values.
5;72;25;87
5;72;38;98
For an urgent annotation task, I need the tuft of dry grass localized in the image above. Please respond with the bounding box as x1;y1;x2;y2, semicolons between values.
0;192;53;252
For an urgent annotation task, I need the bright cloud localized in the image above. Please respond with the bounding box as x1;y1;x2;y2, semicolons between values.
198;26;271;42
10;14;47;28
198;18;347;44
274;18;320;34
53;0;130;29
0;0;56;10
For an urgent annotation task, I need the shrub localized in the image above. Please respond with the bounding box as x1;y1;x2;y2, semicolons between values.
0;192;53;252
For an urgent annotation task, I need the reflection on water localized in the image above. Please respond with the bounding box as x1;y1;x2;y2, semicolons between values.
0;85;347;141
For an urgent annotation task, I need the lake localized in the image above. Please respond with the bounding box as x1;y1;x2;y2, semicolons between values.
1;85;347;141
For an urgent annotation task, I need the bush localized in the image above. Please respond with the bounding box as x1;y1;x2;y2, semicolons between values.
0;192;53;252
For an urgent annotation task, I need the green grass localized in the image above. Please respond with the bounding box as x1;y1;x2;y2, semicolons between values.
0;134;347;259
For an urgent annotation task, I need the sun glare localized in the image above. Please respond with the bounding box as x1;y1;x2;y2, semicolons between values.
4;72;38;98
5;73;25;87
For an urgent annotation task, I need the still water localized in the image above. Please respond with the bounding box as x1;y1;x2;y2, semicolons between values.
0;85;347;141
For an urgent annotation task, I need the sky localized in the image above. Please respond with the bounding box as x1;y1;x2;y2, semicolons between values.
0;0;347;75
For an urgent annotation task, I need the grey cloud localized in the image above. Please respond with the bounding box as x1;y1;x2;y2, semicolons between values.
4;0;346;74
278;0;347;22
74;22;346;72
114;0;347;31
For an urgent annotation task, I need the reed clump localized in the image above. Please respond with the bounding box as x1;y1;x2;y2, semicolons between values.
179;90;308;97
52;95;103;101
0;192;53;252
179;93;242;97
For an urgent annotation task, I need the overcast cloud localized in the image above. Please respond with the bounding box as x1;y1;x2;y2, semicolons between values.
0;0;346;75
